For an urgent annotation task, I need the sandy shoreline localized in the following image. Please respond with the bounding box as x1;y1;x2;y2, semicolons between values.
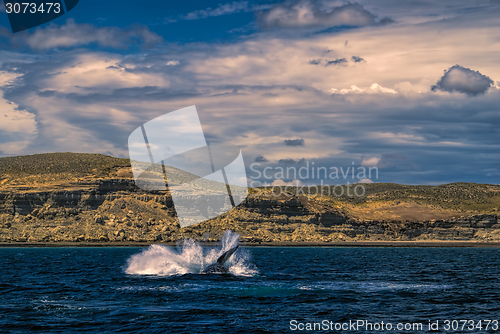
2;241;500;248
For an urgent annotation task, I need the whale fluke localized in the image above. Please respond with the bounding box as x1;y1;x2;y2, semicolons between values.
217;245;239;264
202;245;239;274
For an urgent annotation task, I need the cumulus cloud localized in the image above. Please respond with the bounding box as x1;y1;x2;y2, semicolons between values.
255;155;268;162
279;158;297;164
309;59;321;65
285;138;304;146
257;1;381;29
357;178;374;183
431;65;494;96
331;83;397;94
12;19;163;50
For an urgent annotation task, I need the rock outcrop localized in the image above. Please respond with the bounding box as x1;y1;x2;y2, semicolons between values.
1;153;499;244
0;183;499;243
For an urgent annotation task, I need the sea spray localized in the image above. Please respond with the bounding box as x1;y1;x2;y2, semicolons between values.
125;230;258;276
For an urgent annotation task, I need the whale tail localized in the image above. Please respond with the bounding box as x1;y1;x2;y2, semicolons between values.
217;245;239;265
201;245;239;274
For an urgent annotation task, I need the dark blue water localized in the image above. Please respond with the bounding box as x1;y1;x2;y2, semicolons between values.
1;247;500;333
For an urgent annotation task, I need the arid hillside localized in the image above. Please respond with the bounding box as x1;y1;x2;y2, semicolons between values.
0;153;499;244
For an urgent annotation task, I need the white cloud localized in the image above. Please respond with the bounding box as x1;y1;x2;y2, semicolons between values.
16;19;162;50
166;1;272;23
0;97;37;154
357;178;374;183
331;83;397;94
0;71;18;86
42;53;169;94
361;156;380;167
184;1;250;20
368;83;397;94
257;1;379;29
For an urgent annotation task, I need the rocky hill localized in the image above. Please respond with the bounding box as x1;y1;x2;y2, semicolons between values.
0;153;499;244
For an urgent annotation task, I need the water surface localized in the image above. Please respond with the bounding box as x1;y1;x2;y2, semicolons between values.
1;245;499;333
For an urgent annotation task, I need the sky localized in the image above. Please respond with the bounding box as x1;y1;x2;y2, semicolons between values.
0;0;499;186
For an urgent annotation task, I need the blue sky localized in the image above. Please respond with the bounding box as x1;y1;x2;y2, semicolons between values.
0;0;499;185
0;0;276;44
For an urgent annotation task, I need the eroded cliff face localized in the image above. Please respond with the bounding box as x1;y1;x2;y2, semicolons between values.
1;179;499;243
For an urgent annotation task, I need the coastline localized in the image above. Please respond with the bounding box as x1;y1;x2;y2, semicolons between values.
2;241;500;248
1;156;498;246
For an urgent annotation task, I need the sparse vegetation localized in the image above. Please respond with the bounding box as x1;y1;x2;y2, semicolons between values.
0;153;499;244
0;153;130;186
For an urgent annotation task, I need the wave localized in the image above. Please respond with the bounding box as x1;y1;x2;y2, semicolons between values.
125;231;258;277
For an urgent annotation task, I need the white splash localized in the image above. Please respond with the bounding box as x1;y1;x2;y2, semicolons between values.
125;230;258;277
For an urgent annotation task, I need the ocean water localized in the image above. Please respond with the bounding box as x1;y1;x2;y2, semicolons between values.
1;237;500;333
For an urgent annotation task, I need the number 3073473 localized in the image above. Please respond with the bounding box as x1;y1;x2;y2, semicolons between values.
5;2;61;14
